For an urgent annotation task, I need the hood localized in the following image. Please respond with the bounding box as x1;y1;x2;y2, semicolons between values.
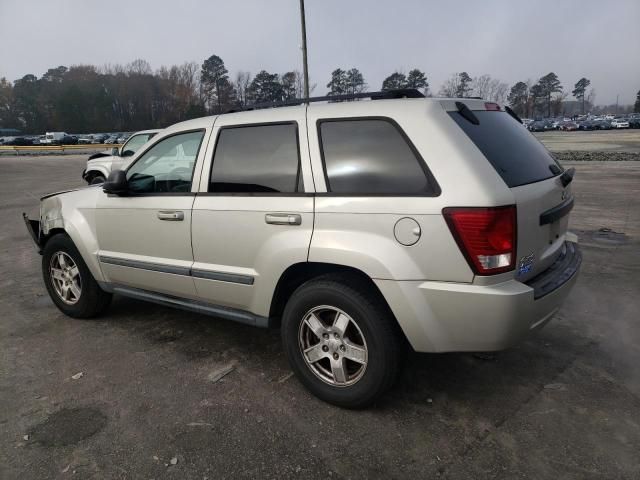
40;185;98;201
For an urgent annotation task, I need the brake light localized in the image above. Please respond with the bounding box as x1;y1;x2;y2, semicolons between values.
484;102;501;111
443;206;516;275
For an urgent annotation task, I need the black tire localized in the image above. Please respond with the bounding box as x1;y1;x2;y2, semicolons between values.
42;233;112;318
89;174;106;185
281;274;402;408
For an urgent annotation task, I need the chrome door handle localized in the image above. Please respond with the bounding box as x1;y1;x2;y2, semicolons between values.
157;210;184;221
265;213;302;225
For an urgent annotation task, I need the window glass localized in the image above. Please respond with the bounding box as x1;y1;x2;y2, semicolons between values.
319;119;433;194
126;130;204;193
448;111;560;187
122;133;155;157
210;124;300;193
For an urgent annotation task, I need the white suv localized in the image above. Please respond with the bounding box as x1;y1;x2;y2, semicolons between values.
82;129;160;184
24;91;581;408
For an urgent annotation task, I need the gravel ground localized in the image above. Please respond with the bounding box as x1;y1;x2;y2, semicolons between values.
1;155;639;479
552;151;640;162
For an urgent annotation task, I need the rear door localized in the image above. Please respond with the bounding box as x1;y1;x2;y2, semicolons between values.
447;105;572;281
191;108;314;317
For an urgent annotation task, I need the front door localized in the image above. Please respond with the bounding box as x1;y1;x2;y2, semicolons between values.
191;109;314;317
95;128;210;300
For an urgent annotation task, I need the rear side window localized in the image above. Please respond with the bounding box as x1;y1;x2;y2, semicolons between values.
318;119;438;195
210;123;300;193
449;111;561;187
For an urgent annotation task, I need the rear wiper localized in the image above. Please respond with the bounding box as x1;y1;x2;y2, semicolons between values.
505;106;522;124
455;101;479;125
560;167;575;187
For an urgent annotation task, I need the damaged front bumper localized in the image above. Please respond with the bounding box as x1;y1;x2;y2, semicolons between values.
23;213;43;253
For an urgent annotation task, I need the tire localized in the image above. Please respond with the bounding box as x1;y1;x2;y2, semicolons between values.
42;234;112;318
89;174;106;185
281;274;402;408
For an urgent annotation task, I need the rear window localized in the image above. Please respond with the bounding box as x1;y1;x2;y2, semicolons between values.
449;111;561;187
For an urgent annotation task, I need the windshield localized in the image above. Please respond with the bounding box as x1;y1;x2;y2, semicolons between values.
449;111;562;188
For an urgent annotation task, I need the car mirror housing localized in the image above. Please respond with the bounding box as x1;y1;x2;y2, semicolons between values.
103;170;128;195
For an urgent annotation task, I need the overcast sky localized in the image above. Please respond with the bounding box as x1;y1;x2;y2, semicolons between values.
1;0;638;104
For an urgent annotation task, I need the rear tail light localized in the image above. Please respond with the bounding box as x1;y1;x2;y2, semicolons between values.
443;206;516;275
484;102;501;111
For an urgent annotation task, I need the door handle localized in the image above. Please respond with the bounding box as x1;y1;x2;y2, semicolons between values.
265;213;302;225
157;210;184;221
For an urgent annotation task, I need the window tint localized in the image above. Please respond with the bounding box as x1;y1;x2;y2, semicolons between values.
210;124;300;193
319;119;434;194
448;111;561;187
126;130;204;193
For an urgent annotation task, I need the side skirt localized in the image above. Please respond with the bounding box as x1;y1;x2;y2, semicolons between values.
99;283;270;328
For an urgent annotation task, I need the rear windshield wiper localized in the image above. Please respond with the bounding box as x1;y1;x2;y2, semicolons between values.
455;101;479;125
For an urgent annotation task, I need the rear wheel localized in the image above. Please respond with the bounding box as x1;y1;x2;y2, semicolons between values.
42;234;112;318
281;275;402;408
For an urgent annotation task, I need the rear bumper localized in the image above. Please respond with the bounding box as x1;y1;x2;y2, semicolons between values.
375;240;581;353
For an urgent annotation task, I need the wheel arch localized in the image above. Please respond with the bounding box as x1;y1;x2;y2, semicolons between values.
84;166;109;183
269;262;408;344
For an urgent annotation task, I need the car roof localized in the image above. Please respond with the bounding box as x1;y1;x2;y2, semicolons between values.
162;96;499;133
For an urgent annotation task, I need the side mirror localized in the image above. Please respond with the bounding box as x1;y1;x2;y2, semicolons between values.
103;170;128;195
121;149;134;157
111;147;119;156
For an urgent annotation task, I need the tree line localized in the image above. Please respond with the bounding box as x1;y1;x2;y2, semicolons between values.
0;54;637;133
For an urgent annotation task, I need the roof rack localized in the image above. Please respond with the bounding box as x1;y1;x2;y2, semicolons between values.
225;88;425;113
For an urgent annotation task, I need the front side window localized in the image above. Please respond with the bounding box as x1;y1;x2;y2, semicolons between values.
121;133;155;157
319;119;436;195
126;130;204;194
209;123;300;193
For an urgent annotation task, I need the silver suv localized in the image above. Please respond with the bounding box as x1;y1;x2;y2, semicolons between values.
24;91;581;408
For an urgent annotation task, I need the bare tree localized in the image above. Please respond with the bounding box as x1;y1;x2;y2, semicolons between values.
438;73;460;97
234;71;252;106
127;59;152;76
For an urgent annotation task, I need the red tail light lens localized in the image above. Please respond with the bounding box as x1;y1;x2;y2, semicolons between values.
443;206;516;275
484;102;501;111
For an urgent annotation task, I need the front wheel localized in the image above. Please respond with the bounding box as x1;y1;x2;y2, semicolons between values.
281;275;402;408
89;174;106;185
42;234;112;318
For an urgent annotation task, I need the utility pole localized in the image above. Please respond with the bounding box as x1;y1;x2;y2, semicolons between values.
616;94;619;114
299;0;310;101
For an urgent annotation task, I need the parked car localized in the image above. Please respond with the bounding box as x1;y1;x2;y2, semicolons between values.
59;134;78;145
610;119;629;129
628;117;640;129
560;122;578;131
91;134;109;144
528;121;547;132
578;120;596;130
42;132;70;144
116;133;132;144
104;134;120;144
78;135;93;144
82;129;160;184
7;136;34;146
25;93;581;407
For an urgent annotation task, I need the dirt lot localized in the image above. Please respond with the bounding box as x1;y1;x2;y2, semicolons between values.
535;129;640;153
1;155;639;479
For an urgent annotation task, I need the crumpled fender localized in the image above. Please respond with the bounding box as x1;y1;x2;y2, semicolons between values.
40;188;105;282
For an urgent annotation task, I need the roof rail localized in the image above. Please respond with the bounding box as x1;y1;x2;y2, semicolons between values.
225;88;425;113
